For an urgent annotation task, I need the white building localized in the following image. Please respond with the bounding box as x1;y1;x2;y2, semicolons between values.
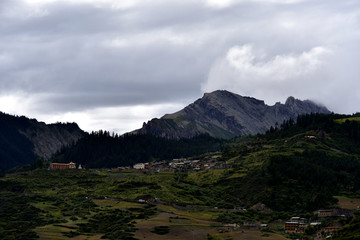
133;163;146;169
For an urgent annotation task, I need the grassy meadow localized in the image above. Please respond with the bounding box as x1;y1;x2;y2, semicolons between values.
1;169;290;240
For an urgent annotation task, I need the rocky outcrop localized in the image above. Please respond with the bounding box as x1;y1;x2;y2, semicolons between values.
19;121;86;160
132;90;330;139
0;112;86;170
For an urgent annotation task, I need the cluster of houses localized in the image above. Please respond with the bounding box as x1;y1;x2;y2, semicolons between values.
50;156;229;173
131;157;231;172
50;162;82;169
284;209;354;239
216;208;355;238
284;217;311;234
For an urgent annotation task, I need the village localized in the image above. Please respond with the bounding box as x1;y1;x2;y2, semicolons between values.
194;208;356;239
49;153;231;173
282;208;354;239
113;155;232;173
49;159;359;239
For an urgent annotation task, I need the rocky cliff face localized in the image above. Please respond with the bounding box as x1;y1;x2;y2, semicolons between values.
133;90;330;139
0;112;86;170
19;121;86;160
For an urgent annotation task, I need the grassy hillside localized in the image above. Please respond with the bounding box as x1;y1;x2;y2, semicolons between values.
1;169;288;240
332;211;360;239
3;113;360;239
218;113;360;212
51;113;360;213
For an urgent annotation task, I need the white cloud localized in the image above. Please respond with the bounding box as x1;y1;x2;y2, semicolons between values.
0;93;34;115
102;30;205;49
23;0;139;9
0;92;185;134
1;0;360;133
205;0;234;8
40;103;186;134
204;0;306;8
226;45;331;81
203;44;333;104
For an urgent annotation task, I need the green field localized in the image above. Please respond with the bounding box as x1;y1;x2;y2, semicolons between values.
334;116;360;124
0;169;289;240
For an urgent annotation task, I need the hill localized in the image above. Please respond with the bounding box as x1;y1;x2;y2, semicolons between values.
3;113;360;239
52;131;224;168
0;112;86;170
217;113;360;212
53;112;360;212
132;90;330;139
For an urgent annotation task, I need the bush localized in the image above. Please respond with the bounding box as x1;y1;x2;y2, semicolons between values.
151;226;170;235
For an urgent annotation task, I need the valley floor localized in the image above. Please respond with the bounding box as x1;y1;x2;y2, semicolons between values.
34;200;288;240
1;168;359;240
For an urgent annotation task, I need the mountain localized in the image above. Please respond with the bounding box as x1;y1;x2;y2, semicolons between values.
3;113;360;240
0;112;86;170
132;90;330;139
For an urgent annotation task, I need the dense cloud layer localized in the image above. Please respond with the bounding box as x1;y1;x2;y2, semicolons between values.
0;0;359;133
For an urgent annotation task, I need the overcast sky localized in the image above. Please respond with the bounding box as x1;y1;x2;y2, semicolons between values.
0;0;359;133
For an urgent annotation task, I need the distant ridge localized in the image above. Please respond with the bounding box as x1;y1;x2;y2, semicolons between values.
0;112;86;170
132;90;330;139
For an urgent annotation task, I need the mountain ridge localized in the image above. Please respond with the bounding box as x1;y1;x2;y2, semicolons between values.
0;112;86;170
132;90;330;139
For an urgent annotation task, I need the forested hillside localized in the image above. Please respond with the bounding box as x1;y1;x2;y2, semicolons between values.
3;113;360;239
52;132;224;168
52;113;360;213
0;113;36;170
0;112;86;171
219;113;360;212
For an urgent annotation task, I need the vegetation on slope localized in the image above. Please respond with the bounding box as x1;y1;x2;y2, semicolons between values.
332;210;360;239
0;170;160;239
0;112;36;170
52;112;360;213
53;132;224;168
3;112;360;239
0;111;86;171
219;113;360;212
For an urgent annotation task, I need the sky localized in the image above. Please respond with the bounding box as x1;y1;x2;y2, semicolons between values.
0;0;360;133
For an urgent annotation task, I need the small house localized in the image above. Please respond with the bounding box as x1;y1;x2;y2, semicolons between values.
133;163;146;170
50;162;76;169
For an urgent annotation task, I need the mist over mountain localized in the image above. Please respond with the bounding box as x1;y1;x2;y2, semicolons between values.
132;90;330;139
0;112;86;170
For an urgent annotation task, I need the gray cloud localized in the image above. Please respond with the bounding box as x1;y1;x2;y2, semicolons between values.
0;0;360;132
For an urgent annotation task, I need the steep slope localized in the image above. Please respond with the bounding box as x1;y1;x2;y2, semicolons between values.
217;113;360;212
133;90;330;139
0;112;86;170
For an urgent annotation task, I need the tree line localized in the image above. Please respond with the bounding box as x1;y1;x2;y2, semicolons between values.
52;132;224;168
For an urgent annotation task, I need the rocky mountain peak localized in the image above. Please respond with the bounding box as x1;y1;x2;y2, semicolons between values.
285;96;296;105
132;90;330;139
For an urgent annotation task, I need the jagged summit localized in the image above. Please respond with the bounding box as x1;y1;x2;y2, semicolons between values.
285;96;296;105
132;90;330;139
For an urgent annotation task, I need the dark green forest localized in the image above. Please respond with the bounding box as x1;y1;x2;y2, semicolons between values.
0;112;37;170
219;113;360;212
52;132;224;168
0;112;84;171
